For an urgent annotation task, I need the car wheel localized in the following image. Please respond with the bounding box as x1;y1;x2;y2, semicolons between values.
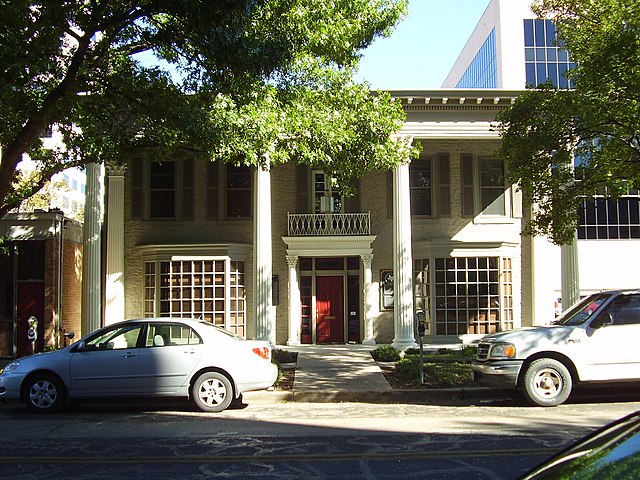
522;358;572;407
24;373;65;413
192;372;234;412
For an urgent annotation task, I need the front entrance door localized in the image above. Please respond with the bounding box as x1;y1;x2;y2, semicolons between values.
316;276;344;344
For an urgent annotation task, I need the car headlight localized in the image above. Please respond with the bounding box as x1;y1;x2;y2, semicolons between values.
489;343;516;359
0;361;20;374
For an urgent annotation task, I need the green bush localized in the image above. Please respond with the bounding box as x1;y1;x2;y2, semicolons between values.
395;349;474;387
272;349;297;365
371;345;401;362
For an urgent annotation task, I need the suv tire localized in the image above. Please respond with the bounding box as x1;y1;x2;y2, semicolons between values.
522;358;572;407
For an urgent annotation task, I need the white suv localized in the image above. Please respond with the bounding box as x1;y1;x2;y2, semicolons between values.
473;289;640;406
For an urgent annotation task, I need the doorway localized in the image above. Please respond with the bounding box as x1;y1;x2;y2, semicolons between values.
316;276;344;344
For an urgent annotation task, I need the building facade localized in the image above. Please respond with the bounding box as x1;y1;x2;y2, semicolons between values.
443;0;640;322
102;90;524;346
0;212;83;359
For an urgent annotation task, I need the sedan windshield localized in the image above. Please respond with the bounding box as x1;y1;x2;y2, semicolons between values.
551;293;612;326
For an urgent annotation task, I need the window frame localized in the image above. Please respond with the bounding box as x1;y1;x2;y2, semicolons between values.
461;154;512;221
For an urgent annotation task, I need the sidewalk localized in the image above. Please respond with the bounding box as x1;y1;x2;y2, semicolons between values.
246;344;494;405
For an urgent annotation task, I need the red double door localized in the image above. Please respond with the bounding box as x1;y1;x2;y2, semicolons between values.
316;276;344;344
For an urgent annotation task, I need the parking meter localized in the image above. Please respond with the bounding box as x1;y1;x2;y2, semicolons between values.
27;316;38;353
63;330;75;347
416;310;426;337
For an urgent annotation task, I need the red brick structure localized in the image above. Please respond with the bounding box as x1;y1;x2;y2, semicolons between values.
0;212;83;359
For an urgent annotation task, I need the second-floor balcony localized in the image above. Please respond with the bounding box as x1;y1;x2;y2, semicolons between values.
288;212;371;236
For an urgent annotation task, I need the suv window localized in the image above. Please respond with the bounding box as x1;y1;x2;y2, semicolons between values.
598;294;640;326
552;293;612;326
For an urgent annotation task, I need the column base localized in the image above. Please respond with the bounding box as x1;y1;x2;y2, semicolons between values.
392;338;418;351
362;338;377;346
286;339;301;346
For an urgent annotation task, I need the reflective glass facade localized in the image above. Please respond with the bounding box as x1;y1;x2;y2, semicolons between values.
456;29;497;88
524;19;575;88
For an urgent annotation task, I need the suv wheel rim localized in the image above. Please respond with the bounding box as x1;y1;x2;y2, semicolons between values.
533;368;562;398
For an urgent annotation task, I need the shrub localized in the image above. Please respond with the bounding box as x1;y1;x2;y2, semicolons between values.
272;349;297;365
395;348;474;387
371;345;401;362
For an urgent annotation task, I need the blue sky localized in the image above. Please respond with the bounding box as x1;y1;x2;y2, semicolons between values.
355;0;490;90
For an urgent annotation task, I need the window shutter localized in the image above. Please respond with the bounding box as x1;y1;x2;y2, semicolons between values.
438;153;451;217
343;178;360;213
131;158;143;219
461;154;475;217
207;162;219;219
182;157;194;220
296;164;309;213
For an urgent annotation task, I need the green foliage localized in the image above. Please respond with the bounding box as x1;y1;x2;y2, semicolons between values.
497;0;640;245
272;349;297;365
0;0;416;217
395;349;474;387
370;345;401;362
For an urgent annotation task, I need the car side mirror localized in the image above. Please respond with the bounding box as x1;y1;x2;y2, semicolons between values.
72;340;86;352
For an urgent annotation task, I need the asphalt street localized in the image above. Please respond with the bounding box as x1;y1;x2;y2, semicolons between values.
2;394;640;479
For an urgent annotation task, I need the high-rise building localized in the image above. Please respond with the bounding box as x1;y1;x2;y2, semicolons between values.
443;0;640;318
443;0;574;89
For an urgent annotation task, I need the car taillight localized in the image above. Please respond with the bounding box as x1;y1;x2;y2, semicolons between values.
252;346;270;360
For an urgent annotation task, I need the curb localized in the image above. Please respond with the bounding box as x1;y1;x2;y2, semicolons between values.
244;386;502;405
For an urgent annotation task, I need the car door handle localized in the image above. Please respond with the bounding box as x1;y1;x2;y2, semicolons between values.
122;352;137;358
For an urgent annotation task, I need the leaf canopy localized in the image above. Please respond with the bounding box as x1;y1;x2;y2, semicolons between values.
0;0;417;217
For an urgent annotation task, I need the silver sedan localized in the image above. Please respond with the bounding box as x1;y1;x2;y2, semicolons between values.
0;318;278;413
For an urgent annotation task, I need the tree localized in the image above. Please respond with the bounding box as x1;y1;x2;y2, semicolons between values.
0;0;418;218
496;0;640;245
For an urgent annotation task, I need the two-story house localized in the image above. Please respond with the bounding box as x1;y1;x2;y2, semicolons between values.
102;90;525;348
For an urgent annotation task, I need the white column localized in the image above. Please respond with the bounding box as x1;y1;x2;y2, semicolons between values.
81;162;103;334
392;162;417;350
361;254;376;345
561;232;580;310
253;166;275;344
105;163;126;325
286;255;300;345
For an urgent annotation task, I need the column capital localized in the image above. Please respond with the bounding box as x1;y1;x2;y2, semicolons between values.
106;161;127;177
286;255;299;267
360;253;374;268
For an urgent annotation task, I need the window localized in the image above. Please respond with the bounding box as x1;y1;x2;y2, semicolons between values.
410;159;432;217
150;161;176;219
429;257;513;336
524;19;575;89
456;29;497;88
85;324;143;351
578;194;640;240
144;259;246;336
599;294;640;326
226;165;252;218
145;323;202;347
462;155;508;217
409;152;450;218
313;171;342;213
479;157;506;215
207;163;252;220
131;157;194;220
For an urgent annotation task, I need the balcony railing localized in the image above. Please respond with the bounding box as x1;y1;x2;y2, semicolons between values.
287;212;371;236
